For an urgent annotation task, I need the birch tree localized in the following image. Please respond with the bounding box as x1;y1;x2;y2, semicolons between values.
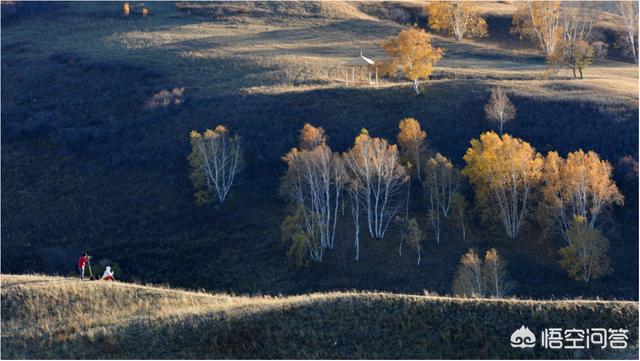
462;132;543;239
281;124;346;263
452;249;484;297
559;216;610;282
188;126;242;205
299;122;327;150
558;3;596;78
344;129;409;239
348;179;362;261
512;1;564;62
541;150;623;245
614;1;639;63
482;248;512;298
406;218;424;265
382;28;444;95
424;153;461;243
561;40;593;79
427;206;442;244
484;87;516;135
426;0;488;40
397;118;428;182
450;192;468;241
280;206;322;265
397;118;427;253
425;153;461;218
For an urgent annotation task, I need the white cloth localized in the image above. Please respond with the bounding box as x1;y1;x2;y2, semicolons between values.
101;266;114;280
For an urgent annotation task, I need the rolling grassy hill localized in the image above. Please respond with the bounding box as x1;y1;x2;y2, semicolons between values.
2;274;638;359
1;1;638;300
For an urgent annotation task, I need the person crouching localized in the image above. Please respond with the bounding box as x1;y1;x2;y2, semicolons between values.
101;266;115;281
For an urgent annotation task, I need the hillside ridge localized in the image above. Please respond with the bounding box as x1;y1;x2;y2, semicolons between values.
3;274;637;303
2;274;638;359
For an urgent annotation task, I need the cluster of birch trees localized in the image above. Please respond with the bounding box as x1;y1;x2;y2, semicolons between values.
512;1;639;76
278;120;623;286
280;125;345;262
185;120;624;286
463;132;623;244
188;126;243;205
426;1;638;77
462;132;623;284
453;248;513;298
279;119;469;265
280;124;410;264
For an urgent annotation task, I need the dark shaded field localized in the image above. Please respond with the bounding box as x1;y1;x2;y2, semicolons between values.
1;2;638;300
2;51;637;298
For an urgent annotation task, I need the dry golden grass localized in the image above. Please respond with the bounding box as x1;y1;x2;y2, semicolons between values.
471;0;519;16
4;1;637;101
2;274;638;359
469;62;639;105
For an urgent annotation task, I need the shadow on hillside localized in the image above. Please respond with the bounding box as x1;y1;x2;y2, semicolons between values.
8;290;634;359
1;49;638;300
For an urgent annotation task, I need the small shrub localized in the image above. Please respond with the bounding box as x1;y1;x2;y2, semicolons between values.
144;87;186;110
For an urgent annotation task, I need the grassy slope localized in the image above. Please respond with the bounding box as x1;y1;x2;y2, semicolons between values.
2;2;636;98
2;274;638;359
1;2;638;299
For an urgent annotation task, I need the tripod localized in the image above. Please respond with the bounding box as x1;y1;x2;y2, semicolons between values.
87;257;93;279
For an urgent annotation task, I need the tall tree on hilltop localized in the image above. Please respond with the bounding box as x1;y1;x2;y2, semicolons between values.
382;28;444;95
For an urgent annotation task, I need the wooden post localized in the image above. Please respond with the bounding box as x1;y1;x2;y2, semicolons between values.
352;67;355;83
375;66;379;88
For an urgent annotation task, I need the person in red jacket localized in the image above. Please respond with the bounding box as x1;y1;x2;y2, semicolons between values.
77;253;91;280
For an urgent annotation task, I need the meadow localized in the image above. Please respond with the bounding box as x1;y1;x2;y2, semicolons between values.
2;274;638;359
1;1;638;301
